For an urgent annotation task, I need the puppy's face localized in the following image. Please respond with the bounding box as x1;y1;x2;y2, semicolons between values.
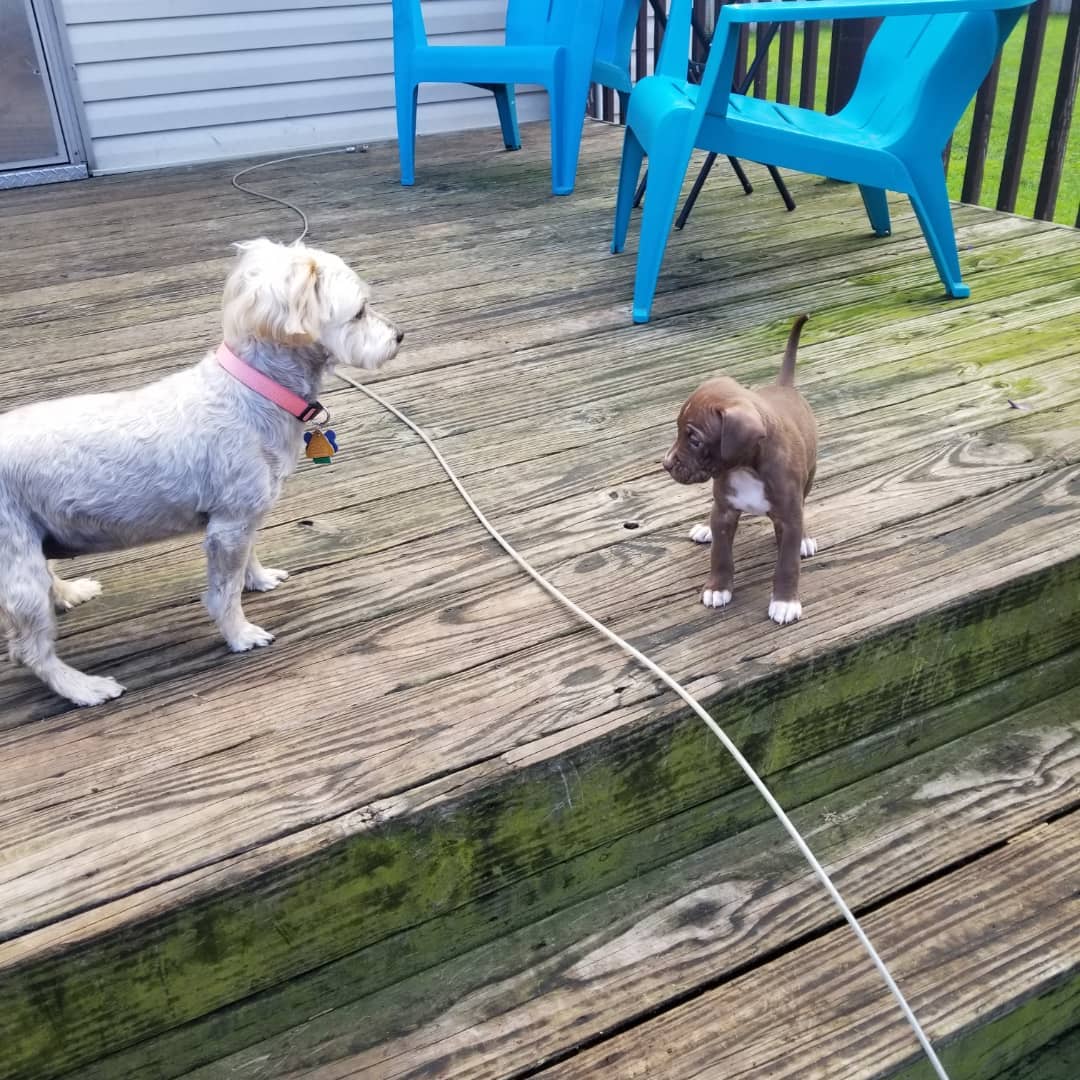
222;239;403;370
663;379;766;485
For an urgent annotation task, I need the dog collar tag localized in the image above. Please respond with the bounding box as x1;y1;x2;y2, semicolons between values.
303;427;338;465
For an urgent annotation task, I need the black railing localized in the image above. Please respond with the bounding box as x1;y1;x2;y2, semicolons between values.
587;0;1080;226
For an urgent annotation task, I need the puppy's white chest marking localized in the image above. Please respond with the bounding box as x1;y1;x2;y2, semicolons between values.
726;469;770;515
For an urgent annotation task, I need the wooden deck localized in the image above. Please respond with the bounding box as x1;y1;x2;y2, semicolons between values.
1;122;1079;1080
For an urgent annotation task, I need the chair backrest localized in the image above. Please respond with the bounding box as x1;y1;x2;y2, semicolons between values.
590;0;641;94
506;0;607;96
390;0;426;46
841;9;1024;150
594;0;641;67
506;0;561;44
506;0;600;46
393;0;584;50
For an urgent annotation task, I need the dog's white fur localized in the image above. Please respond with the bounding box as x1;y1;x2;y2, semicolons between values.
0;238;401;706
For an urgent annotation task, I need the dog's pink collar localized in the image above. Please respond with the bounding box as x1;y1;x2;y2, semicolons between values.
215;343;326;423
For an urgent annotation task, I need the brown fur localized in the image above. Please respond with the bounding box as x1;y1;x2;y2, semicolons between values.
663;315;817;622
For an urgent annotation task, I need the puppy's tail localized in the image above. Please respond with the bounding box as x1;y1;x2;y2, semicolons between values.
777;314;809;388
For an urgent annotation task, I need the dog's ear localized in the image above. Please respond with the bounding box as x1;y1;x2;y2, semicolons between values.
713;404;766;466
233;237;276;258
282;257;322;340
223;241;322;346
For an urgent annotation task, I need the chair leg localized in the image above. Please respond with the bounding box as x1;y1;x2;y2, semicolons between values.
492;84;522;151
729;156;753;195
395;81;419;187
548;79;588;196
632;138;695;324
767;165;796;212
633;170;648;208
612;128;646;255
859;185;891;236
676;152;719;230
907;162;969;298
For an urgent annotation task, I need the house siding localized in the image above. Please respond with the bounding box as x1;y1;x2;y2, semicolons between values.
56;0;549;173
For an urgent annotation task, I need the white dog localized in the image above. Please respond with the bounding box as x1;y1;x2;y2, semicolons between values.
0;238;402;706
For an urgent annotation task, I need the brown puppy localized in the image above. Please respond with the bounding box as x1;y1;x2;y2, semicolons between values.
663;315;817;625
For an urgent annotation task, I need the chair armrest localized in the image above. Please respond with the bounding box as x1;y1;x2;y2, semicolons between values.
686;0;1031;128
719;0;1031;25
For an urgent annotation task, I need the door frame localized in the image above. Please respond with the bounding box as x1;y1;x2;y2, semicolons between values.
0;0;90;188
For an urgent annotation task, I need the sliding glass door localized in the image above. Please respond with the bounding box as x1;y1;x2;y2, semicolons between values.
0;0;86;186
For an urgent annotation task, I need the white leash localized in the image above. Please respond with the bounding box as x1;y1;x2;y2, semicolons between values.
231;146;365;243
232;148;950;1080
339;370;949;1079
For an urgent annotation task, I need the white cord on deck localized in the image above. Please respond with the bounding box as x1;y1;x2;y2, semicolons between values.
231;147;364;243
231;147;950;1080
339;370;950;1080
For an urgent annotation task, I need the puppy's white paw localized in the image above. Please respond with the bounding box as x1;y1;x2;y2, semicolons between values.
245;567;289;592
800;537;818;558
53;577;103;611
768;598;803;625
689;524;713;544
228;623;275;652
702;588;732;609
57;672;125;708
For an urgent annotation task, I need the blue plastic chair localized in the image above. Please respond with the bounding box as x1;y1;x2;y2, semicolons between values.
612;0;1034;323
591;0;644;115
392;0;605;195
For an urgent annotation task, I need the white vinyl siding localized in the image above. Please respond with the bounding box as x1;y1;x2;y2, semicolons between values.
56;0;549;173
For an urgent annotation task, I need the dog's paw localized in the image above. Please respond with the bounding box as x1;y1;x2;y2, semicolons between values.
57;672;125;708
53;577;103;611
245;567;289;592
228;622;275;652
702;588;732;609
689;524;713;544
768;598;803;625
800;537;818;558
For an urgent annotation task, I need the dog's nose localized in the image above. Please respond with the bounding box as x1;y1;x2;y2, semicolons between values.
395;329;405;344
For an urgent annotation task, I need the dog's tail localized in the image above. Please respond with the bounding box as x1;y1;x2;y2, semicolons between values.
777;314;809;388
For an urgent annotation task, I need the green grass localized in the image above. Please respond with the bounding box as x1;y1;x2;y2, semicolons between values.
950;13;1079;225
754;15;1078;226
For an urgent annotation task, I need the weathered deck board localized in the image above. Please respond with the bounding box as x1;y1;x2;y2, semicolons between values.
0;205;1060;379
4;404;1080;930
1;122;1078;1078
4;457;1075;1080
538;815;1080;1079
142;686;1079;1080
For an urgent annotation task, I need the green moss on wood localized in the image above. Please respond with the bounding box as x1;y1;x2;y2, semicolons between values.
899;971;1080;1080
3;560;1080;1080
992;1025;1080;1080
81;676;1080;1080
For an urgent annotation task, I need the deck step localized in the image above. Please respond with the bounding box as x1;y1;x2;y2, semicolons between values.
536;817;1080;1079
87;677;1080;1079
10;547;1080;1080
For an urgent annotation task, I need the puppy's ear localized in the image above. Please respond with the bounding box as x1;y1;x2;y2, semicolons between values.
714;404;766;466
283;257;322;340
